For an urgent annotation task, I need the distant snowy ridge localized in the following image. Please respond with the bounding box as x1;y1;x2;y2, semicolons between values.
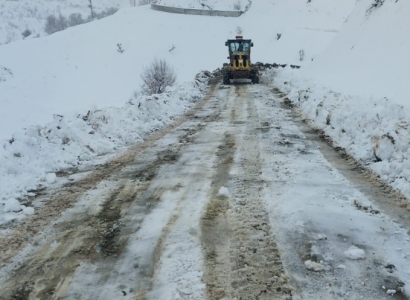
155;0;250;11
0;0;129;45
0;72;211;223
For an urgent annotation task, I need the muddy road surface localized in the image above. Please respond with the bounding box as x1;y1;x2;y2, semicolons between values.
1;81;410;300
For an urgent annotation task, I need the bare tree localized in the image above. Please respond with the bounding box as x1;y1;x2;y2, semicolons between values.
140;59;177;95
44;13;68;34
22;29;32;38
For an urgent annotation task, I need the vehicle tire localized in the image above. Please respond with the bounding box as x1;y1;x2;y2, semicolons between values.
223;74;230;85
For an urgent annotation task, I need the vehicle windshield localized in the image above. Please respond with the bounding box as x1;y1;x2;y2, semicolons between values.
229;41;250;53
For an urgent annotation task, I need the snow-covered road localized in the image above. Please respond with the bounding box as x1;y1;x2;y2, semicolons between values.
1;80;410;300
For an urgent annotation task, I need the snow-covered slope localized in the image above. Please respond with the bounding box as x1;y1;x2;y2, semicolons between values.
303;0;410;108
0;0;129;45
155;0;249;11
0;0;355;141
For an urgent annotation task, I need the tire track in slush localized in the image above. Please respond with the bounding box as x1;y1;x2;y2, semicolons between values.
201;85;293;299
201;132;236;299
2;151;173;300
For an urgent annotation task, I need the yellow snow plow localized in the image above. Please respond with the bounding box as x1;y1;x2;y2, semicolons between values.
222;36;259;84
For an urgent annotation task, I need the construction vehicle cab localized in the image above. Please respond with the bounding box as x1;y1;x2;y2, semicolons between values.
223;36;259;84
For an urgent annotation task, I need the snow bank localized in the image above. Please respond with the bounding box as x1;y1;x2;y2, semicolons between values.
269;69;410;202
266;1;410;202
3;199;22;213
0;73;210;225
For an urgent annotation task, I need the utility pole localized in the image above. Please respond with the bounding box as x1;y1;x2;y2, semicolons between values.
88;0;94;19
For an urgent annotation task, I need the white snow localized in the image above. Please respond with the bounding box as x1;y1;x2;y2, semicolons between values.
0;0;130;45
0;0;356;223
304;260;324;272
267;0;410;201
387;289;396;296
343;246;366;260
3;198;21;213
22;206;35;215
3;0;410;297
45;173;57;184
218;186;230;198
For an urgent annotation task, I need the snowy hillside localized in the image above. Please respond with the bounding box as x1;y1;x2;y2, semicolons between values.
304;0;410;107
155;0;249;11
0;0;355;141
0;0;131;45
0;0;355;220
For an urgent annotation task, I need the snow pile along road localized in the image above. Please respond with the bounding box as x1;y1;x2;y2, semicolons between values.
0;72;211;226
270;69;410;204
267;0;410;203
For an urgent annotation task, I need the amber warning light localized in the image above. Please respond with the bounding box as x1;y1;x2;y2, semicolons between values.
236;35;243;39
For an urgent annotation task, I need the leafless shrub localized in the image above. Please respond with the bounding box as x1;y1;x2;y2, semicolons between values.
105;7;119;16
236;26;243;35
94;7;118;19
45;6;117;35
68;13;84;26
44;14;68;35
21;29;32;38
117;43;124;53
233;1;241;10
276;33;282;40
139;0;152;5
140;59;177;95
366;0;385;15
